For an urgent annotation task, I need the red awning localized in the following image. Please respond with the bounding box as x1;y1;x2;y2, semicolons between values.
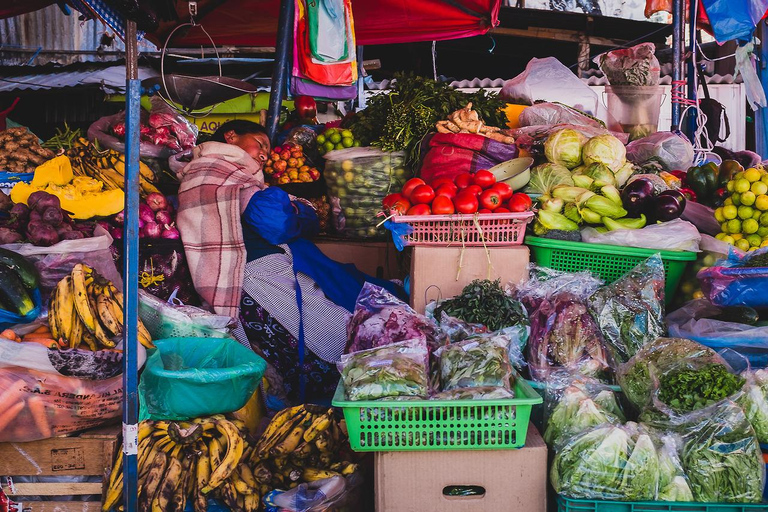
150;0;500;47
1;0;55;18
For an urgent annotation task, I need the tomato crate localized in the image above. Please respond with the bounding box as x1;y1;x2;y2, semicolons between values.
524;236;697;304
390;212;533;247
558;495;768;512
332;378;542;452
0;425;119;512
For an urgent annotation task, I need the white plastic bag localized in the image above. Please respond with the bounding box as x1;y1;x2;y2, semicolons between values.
625;132;695;171
581;219;701;252
518;103;606;129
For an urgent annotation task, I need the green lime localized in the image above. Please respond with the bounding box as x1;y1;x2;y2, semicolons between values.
721;221;730;233
342;137;354;148
341;130;353;139
353;140;362;147
335;143;344;150
743;218;759;234
722;235;735;245
755;210;763;220
761;212;768;227
714;207;725;223
722;204;738;220
747;233;763;247
735;178;751;193
736;238;751;252
316;134;326;145
732;193;742;206
752;181;768;196
735;171;745;181
741;191;756;206
715;232;727;241
727;180;735;192
727;219;742;233
738;206;754;220
329;132;342;144
323;141;335;153
758;226;768;237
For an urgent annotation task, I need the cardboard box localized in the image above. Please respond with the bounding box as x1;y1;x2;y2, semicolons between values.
316;239;405;281
375;425;547;512
0;425;119;512
409;245;530;313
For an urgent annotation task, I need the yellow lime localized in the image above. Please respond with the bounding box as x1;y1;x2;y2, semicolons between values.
743;218;759;234
722;235;736;245
723;204;738;220
353;140;362;147
732;193;742;206
761;212;768;227
741;191;756;206
755;209;763;220
752;181;768;196
344;171;354;183
722;221;731;233
731;233;743;241
329;132;342;144
735;179;751;193
748;233;763;247
745;168;762;182
736;238;751;252
341;160;354;172
341;130;353;139
342;137;354;148
735;171;746;181
756;195;768;211
724;197;733;206
727;219;742;233
762;240;768;248
715;232;727;241
335;143;344;150
758;226;768;237
714;207;726;223
749;246;760;252
316;134;326;145
727;180;735;192
762;173;768;185
738;206;754;220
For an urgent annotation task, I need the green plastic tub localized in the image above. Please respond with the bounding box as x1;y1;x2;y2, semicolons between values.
332;377;542;452
525;236;697;305
558;495;768;512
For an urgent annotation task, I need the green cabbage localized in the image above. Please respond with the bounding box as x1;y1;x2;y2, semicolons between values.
582;134;627;172
738;369;768;444
526;163;574;195
544;387;623;447
582;163;617;188
545;128;587;169
619;433;660;500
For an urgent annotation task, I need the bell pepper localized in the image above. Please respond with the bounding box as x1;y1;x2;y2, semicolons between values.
686;164;719;205
717;160;744;188
678;187;698;202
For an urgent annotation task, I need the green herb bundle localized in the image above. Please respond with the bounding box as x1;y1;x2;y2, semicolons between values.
434;279;528;333
658;363;745;413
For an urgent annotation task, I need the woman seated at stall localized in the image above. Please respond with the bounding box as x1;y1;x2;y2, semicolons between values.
174;120;404;408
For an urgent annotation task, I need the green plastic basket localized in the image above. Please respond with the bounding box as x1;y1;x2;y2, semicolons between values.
558;495;768;512
525;236;697;305
331;378;542;452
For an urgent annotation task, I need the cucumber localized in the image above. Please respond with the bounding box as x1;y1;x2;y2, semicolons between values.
0;264;34;316
0;248;39;290
713;306;760;326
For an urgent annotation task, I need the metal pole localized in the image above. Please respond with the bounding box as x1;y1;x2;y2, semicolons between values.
686;0;698;137
756;21;768;157
671;0;684;129
267;0;295;144
122;19;141;512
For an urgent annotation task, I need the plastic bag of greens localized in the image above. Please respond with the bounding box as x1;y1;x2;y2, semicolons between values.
339;338;429;401
737;368;768;444
656;435;694;501
551;423;660;501
625;131;695;173
617;337;733;411
436;337;513;393
595;43;661;87
515;265;603;309
431;386;515;400
543;372;625;447
587;254;666;365
677;401;764;503
322;148;410;239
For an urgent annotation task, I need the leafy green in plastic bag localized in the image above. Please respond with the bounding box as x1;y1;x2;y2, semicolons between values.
437;338;512;392
619;433;659;500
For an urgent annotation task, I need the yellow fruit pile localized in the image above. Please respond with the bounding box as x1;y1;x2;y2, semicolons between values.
264;143;321;185
714;167;768;251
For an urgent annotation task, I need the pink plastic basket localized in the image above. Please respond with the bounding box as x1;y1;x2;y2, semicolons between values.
390;212;534;247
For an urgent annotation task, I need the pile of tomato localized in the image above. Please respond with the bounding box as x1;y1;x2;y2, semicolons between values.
382;170;533;216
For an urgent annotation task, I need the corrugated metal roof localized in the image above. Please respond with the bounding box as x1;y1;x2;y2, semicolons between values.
0;65;159;92
0;4;156;66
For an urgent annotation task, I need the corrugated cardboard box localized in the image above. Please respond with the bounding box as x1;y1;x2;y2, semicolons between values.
409;245;530;313
316;239;405;281
375;425;547;512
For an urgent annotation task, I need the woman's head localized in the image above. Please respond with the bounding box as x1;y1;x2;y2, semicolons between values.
210;120;271;163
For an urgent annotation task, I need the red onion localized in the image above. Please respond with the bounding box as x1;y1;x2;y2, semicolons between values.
96;221;112;233
145;193;168;212
111;227;123;240
139;203;155;224
113;210;125;226
143;221;162;239
155;210;173;225
161;226;180;239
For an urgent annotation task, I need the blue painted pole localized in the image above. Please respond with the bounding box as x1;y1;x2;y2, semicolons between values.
757;22;768;157
266;0;294;144
671;0;684;129
122;19;140;512
686;0;698;138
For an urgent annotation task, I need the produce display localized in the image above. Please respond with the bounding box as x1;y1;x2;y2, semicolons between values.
317;127;361;155
713;166;768;251
48;263;154;350
434;279;528;333
264;142;322;185
0;127;55;172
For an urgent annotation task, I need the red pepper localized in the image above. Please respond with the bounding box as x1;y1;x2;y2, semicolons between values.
669;170;687;181
678;187;698;202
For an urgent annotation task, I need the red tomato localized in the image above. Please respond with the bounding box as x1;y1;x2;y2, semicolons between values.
401;178;426;200
431;196;455;215
494;207;511;213
491;182;514;202
430;177;455;189
454;192;479;214
463;184;483;197
435;185;457;200
473;169;496;189
382;193;404;210
478;208;492;214
479;189;503;210
410;184;435;205
382;193;411;215
406;204;431;216
508;192;533;212
454;173;474;189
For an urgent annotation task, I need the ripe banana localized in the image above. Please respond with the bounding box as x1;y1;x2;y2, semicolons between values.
153;455;183;512
138;451;168;512
270;422;306;457
71;264;98;333
48;286;60;341
202;420;244;493
103;449;124;512
303;410;333;443
95;293;122;337
81;331;98;351
69;314;84;349
257;409;307;459
301;467;341;482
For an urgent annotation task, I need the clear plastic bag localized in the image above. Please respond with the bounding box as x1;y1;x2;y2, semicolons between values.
515;264;604;308
322;148;410;238
346;282;440;354
431;386;515;400
595;43;661;87
518;103;607;129
666;299;768;369
543;372;625;447
698;246;768;308
656;434;694;501
339;338;429;401
625;132;695;171
587;254;666;365
267;474;361;512
88;111;173;159
737;368;768;444
435;337;513;393
581;219;701;252
511;123;629;154
138;289;234;340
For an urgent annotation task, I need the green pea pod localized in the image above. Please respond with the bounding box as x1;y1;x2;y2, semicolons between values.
603;214;647;231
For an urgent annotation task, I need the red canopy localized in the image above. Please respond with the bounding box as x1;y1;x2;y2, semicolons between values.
1;0;54;18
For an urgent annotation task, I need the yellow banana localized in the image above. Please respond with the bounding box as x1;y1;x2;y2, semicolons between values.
102;449;124;512
106;296;124;331
81;331;98;351
69;314;84;349
243;493;260;512
71;264;98;333
257;409;307;459
102;290;153;349
170;454;194;512
86;291;115;348
302;410;333;443
237;464;259;488
202;420;244;494
301;467;341;482
207;437;223;476
137;320;155;349
152;455;183;512
48;286;60;341
138;451;168;512
97;293;122;337
54;276;76;346
138;421;156;441
270;423;305;457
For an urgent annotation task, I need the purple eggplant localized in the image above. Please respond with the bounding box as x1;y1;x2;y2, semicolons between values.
621;178;655;215
658;189;687;212
654;192;685;222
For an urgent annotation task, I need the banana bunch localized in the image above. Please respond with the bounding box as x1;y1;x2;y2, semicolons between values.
68;138;161;197
250;404;359;490
49;263;154;351
104;416;266;512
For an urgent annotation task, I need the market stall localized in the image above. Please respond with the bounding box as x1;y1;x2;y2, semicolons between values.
0;0;768;510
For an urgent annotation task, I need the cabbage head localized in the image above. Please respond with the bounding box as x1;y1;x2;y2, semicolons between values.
545;129;587;169
659;476;694;501
619;433;660;500
560;427;631;499
526;163;574;195
583;163;617;188
583;134;627;172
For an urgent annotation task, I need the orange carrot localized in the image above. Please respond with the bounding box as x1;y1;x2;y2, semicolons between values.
0;401;25;432
23;333;60;341
27;396;51;438
32;325;51;334
0;329;17;341
23;339;59;350
0;379;25;406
